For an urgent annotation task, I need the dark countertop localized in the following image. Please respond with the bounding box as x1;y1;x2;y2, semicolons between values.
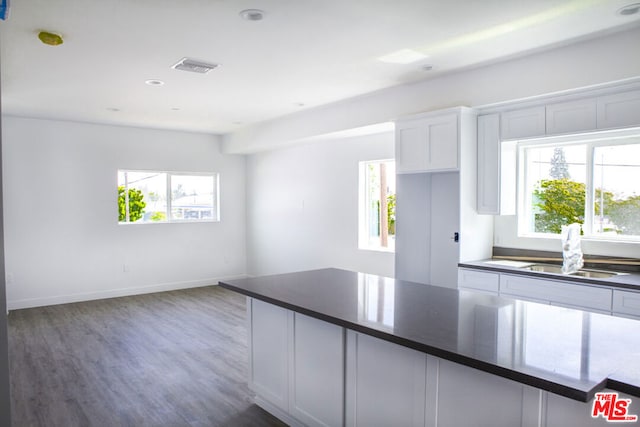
219;268;640;402
459;260;640;291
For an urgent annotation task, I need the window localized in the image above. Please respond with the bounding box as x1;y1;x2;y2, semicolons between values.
359;160;396;251
518;131;640;240
118;170;219;223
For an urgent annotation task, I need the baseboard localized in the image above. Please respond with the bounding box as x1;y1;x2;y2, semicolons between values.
7;274;248;311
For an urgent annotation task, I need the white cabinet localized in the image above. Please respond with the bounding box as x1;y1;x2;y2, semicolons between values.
396;112;458;173
249;298;290;411
499;274;612;313
248;298;345;427
290;312;345;427
458;267;620;314
500;106;545;140
597;89;640;130
612;289;640;319
477;114;501;214
345;331;426;427
432;359;528;427
458;268;500;294
249;296;636;427
546;98;597;134
480;88;640;216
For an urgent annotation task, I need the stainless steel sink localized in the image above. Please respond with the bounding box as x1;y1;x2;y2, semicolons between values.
522;263;628;278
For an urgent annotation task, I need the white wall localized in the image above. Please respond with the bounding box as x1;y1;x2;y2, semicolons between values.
246;132;394;278
2;117;246;309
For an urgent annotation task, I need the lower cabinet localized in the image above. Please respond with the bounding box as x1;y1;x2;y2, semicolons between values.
248;297;631;427
249;298;289;411
458;267;617;315
612;289;640;319
291;311;345;427
345;332;426;427
499;273;612;313
248;298;345;427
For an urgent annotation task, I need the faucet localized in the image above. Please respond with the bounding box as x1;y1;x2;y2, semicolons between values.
562;223;584;274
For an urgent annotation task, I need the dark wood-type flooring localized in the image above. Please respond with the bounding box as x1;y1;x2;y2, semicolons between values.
8;286;287;427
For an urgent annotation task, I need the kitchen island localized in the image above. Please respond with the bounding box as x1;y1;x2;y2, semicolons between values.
219;268;640;427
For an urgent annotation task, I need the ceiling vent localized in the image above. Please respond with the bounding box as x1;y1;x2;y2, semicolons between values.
172;58;219;74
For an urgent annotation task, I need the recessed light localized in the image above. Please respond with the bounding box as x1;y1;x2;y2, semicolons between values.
106;107;120;112
294;102;305;107
422;65;434;71
240;9;265;21
171;107;181;111
232;121;244;125
617;3;640;16
145;79;164;86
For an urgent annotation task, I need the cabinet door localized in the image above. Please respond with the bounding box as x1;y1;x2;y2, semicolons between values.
477;114;501;214
249;298;289;411
501;106;545;140
396;113;458;173
458;268;500;294
432;358;526;427
426;114;458;171
612;290;640;319
346;331;426;427
396;121;429;173
546;98;597;134
597;90;640;129
290;313;345;427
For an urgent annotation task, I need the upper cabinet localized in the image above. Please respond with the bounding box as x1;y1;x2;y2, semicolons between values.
478;84;640;215
597;89;640;130
500;106;545;140
396;112;458;173
499;89;640;142
546;98;597;134
477;114;500;215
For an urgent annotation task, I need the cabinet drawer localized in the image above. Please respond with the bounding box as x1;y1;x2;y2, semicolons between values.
499;274;612;312
458;268;499;293
612;290;640;318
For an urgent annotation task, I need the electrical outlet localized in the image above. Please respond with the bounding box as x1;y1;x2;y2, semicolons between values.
122;264;130;273
6;273;13;285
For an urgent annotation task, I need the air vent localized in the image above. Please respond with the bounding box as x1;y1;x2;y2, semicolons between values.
172;58;219;74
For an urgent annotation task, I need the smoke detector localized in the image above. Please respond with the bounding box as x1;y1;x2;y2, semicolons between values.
172;58;219;74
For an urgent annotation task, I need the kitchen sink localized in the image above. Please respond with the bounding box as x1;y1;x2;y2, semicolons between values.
522;263;628;278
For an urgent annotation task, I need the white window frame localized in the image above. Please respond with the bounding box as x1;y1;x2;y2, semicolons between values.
118;169;220;224
517;128;640;242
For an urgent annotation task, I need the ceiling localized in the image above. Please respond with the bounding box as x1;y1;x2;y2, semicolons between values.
1;0;640;135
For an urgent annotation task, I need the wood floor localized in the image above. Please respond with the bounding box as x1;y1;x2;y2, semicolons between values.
8;286;287;427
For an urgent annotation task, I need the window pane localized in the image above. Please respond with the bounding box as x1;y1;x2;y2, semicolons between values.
170;175;217;221
117;171;167;223
360;160;396;251
593;144;640;237
523;144;586;234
